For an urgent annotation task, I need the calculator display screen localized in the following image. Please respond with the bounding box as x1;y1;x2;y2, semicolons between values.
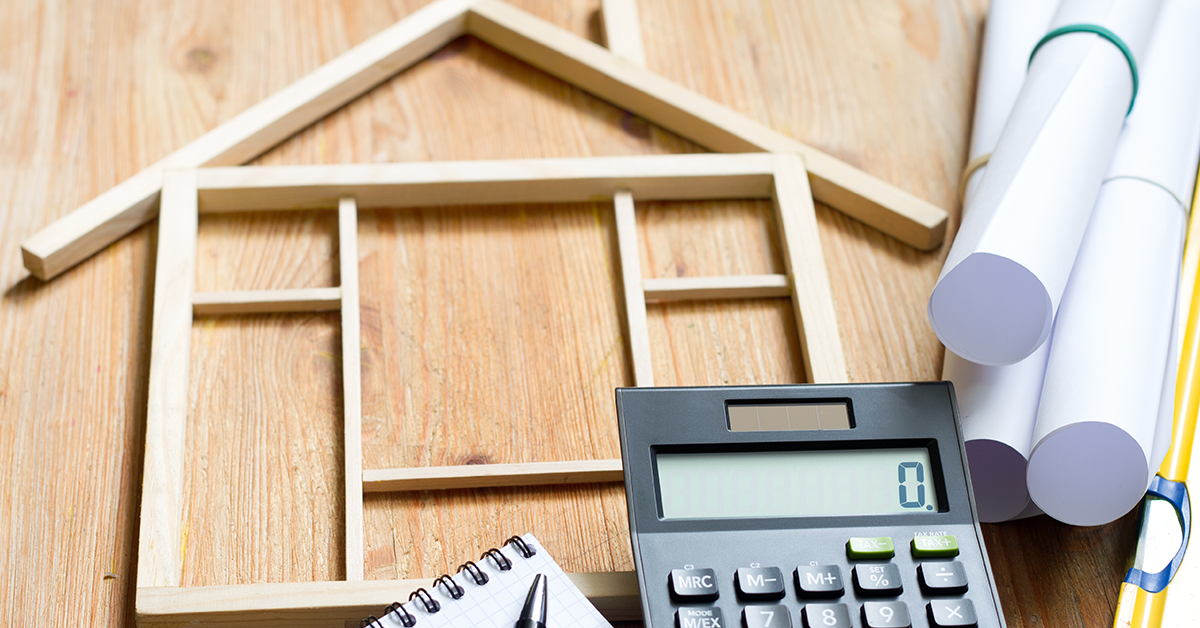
655;448;939;519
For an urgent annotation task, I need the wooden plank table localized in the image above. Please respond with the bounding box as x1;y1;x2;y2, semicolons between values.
0;1;1136;626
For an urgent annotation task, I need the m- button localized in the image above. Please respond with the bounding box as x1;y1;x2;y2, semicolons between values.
671;568;719;603
676;607;726;628
736;566;786;600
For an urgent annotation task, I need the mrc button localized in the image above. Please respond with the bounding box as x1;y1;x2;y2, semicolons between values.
676;607;725;628
670;568;719;602
735;566;786;600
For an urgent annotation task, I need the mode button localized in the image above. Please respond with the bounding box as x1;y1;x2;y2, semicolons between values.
670;568;719;603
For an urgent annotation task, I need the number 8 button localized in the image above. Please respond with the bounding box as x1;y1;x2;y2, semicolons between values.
802;603;851;628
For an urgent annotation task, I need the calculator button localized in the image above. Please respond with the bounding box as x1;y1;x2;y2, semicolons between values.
677;607;726;628
912;534;959;558
928;599;978;627
918;561;969;595
847;537;895;559
794;565;844;598
736;567;786;600
671;568;720;602
743;604;791;628
862;601;912;628
853;564;903;596
801;603;851;628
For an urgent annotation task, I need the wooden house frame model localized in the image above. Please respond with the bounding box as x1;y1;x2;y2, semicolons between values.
19;0;951;625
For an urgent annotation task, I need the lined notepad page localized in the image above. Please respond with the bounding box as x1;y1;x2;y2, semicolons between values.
374;534;613;628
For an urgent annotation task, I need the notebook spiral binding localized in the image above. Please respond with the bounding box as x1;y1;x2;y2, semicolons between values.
361;536;538;627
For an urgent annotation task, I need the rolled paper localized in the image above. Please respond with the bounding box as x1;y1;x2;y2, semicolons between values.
943;0;1060;523
929;0;1162;366
1027;0;1200;526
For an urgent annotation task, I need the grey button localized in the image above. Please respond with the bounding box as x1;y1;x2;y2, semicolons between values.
677;607;726;628
801;603;851;628
853;564;903;596
736;567;786;600
928;599;978;627
671;568;720;602
743;604;791;628
795;565;844;598
862;601;911;628
918;561;968;596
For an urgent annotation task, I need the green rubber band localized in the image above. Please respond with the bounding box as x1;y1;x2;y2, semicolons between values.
1029;23;1139;115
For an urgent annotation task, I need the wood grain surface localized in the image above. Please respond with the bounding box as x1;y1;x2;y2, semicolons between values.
0;0;1139;626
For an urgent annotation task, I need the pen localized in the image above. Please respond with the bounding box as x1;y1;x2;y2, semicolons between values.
516;573;549;628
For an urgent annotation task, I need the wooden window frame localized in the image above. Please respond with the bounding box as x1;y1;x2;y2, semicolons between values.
135;152;845;625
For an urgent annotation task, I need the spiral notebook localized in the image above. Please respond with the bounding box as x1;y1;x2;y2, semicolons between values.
360;534;614;628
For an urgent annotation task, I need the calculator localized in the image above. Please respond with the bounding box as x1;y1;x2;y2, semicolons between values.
615;383;1005;628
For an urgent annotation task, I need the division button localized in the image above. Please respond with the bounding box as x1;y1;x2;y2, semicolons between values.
912;535;959;558
742;604;791;628
847;537;895;559
853;564;903;597
677;607;726;628
801;603;851;628
795;565;844;598
928;599;978;627
862;601;912;628
918;561;969;596
671;568;720;603
736;567;786;600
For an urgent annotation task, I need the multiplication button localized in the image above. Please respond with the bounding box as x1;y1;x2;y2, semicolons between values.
801;603;851;628
928;599;977;627
677;607;725;628
671;568;720;603
736;567;786;601
918;561;968;596
743;605;791;628
794;565;844;598
853;564;902;596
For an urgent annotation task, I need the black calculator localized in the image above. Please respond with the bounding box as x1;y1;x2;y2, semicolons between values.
615;383;1005;628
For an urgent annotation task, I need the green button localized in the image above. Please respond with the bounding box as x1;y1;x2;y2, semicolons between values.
911;534;959;557
846;537;894;559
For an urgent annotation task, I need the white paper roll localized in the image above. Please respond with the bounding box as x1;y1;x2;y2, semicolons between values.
930;0;1162;366
1027;0;1200;526
943;0;1060;523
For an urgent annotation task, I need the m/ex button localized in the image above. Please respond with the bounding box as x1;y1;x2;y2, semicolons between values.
671;568;719;602
677;607;725;628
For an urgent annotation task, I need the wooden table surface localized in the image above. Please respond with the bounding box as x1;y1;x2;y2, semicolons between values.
0;1;1137;626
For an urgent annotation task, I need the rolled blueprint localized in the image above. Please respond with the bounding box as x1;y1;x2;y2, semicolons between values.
929;0;1162;366
944;0;1060;523
1027;0;1200;526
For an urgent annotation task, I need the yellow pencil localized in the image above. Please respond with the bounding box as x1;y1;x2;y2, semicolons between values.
1113;164;1200;628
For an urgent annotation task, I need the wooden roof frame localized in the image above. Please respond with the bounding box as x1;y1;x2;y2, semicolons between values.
20;0;948;282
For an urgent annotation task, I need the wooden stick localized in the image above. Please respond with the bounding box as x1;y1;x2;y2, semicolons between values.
613;191;654;387
600;0;646;67
19;0;477;280
643;274;791;302
135;572;641;626
338;197;365;581
362;459;624;492
771;154;847;383
191;287;342;315
137;170;198;588
465;0;947;250
194;153;777;211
